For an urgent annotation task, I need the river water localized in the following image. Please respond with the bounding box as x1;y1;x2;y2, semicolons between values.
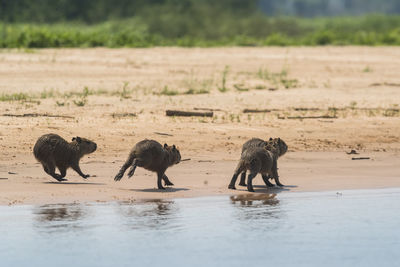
1;188;400;267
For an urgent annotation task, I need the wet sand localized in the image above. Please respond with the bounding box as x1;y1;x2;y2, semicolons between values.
1;152;399;205
0;47;400;205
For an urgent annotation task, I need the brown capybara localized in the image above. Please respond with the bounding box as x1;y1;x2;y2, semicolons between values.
114;139;181;190
228;138;288;192
33;133;97;181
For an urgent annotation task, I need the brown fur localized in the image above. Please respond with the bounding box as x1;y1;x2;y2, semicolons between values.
114;139;181;190
33;133;97;181
229;138;288;192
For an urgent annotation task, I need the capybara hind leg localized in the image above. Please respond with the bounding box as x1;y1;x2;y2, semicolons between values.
127;159;139;178
157;172;166;190
163;174;174;186
228;163;244;190
44;163;65;181
114;156;134;181
59;167;67;178
262;174;274;187
239;171;247;186
247;173;257;192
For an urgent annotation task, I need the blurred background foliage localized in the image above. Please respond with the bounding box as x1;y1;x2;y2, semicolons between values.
1;0;400;47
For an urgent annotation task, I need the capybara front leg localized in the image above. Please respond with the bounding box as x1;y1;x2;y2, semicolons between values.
163;174;174;186
71;163;90;179
157;172;166;190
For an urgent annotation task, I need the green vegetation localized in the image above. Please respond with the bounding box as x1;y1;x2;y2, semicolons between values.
1;14;400;47
158;86;179;96
218;66;230;93
184;88;210;95
257;66;299;89
0;92;30;101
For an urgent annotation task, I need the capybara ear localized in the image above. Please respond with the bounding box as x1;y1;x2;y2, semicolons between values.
164;143;168;148
172;145;176;150
72;137;76;141
76;137;82;143
269;137;273;141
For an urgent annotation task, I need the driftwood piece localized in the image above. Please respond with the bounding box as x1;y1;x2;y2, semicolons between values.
243;109;274;113
180;158;191;162
293;108;322;111
282;115;338;120
194;107;223;112
154;132;173;137
166;110;213;117
111;112;136;118
2;113;74;119
352;157;370;160
370;82;400;87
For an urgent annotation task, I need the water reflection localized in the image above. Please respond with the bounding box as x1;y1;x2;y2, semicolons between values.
230;194;282;224
230;193;279;206
116;199;178;231
33;204;87;233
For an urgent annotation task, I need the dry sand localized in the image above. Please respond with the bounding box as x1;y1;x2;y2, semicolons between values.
0;47;399;205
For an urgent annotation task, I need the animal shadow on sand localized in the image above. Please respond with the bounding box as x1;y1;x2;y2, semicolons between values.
129;187;189;193
43;181;106;185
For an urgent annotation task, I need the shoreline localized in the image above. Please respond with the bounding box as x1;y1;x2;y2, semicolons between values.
1;151;399;206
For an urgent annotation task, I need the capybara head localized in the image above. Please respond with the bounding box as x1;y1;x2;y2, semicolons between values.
71;136;97;155
164;143;181;164
267;137;288;157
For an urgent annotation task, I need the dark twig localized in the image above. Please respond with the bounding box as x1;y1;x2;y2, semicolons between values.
154;132;174;137
2;113;74;119
166;110;213;117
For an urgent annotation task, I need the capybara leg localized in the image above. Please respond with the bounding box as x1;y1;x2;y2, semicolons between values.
59;167;67;178
163;175;174;186
127;159;139;178
228;172;240;190
272;160;284;186
274;176;284;187
247;173;257;192
228;163;244;190
239;171;247;186
114;156;134;181
157;172;166;190
71;163;89;179
262;174;274;187
44;163;65;182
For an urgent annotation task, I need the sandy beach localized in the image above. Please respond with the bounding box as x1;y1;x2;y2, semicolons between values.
1;47;399;205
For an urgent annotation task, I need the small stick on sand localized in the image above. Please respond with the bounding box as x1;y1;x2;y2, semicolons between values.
154;132;174;137
194;108;223;112
283;115;338;119
352;157;370;160
2;113;74;119
166;110;213;117
243;109;273;113
180;158;191;162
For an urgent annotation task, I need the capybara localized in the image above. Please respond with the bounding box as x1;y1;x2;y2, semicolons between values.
229;138;288;192
114;139;181;190
33;133;97;181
